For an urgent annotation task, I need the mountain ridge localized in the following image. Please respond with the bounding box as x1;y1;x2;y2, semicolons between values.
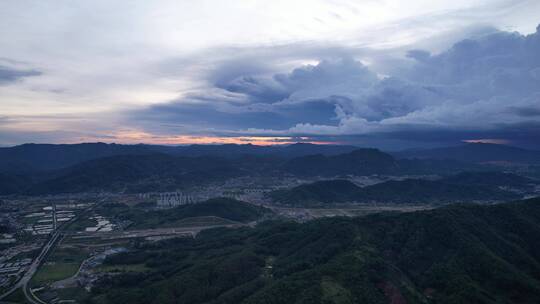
270;172;532;206
395;143;540;164
0;142;359;172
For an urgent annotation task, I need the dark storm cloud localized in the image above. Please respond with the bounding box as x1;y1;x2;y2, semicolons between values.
131;96;339;132
0;65;41;84
508;106;540;117
285;120;540;150
216;76;290;104
129;24;540;148
406;49;431;62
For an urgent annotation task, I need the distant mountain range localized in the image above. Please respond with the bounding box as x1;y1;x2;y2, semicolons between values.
0;147;444;195
395;143;540;164
2;142;539;174
172;143;359;159
0;148;397;195
27;154;250;195
270;171;536;206
0;143;156;172
0;142;359;173
1;142;540;196
283;148;399;176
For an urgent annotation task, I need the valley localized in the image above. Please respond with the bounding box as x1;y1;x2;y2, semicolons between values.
1;142;540;303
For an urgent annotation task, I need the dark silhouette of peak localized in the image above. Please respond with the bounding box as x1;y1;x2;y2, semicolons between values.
0;142;155;172
284;148;398;176
271;175;521;206
0;142;361;172
395;143;540;163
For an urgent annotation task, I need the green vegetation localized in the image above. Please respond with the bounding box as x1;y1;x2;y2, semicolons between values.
65;217;98;232
32;263;80;284
32;246;89;285
28;154;245;194
0;172;31;195
3;288;32;304
357;178;519;203
85;198;540;304
271;176;522;206
441;171;538;188
283;149;398;176
96;264;149;273
169;216;239;227
4;143;538;196
270;180;360;206
55;287;90;303
64;236;131;247
396;142;540;164
106;198;271;229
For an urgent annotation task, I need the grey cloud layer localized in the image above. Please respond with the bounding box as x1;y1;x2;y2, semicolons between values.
131;25;540;146
0;65;41;85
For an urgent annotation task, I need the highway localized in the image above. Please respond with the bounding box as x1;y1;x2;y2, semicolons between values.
0;198;249;303
0;229;60;303
0;198;104;304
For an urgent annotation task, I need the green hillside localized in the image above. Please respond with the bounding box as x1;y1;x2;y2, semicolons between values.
87;198;540;304
112;198;272;229
441;171;538;188
28;154;244;194
270;180;360;206
283;149;398;176
358;179;520;203
270;177;521;206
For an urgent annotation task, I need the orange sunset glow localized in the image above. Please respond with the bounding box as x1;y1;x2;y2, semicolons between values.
79;130;334;146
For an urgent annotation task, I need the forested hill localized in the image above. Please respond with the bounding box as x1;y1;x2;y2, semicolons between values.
89;198;540;303
441;171;537;188
395;143;540;164
27;154;247;194
2;144;538;196
270;175;523;206
103;198;272;229
283;148;398;176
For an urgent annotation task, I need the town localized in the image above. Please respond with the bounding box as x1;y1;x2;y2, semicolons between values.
0;172;448;303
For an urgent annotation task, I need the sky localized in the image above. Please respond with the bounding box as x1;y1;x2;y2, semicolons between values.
0;0;539;149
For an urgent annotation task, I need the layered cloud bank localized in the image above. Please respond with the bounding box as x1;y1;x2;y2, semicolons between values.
131;25;540;147
1;1;539;148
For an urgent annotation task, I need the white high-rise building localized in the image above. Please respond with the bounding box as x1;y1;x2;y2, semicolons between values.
156;192;197;208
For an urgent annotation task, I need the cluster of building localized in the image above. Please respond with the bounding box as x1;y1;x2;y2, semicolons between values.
156;192;199;208
0;259;31;275
0;258;32;288
84;215;115;232
0;203;23;236
276;209;312;222
0;244;40;264
154;189;269;209
0;233;15;245
148;176;307;209
24;205;76;235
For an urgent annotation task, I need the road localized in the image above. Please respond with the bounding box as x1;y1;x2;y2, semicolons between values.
0;230;60;303
0;198;104;304
0;198;249;303
69;223;245;240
